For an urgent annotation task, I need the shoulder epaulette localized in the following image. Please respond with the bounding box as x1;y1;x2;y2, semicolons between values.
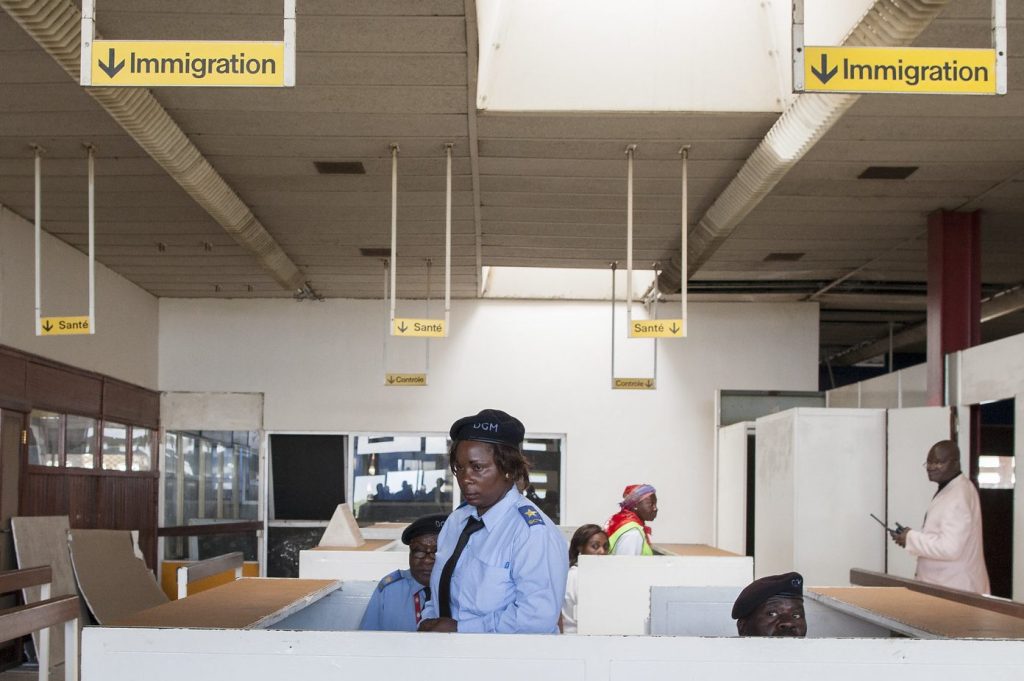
377;570;403;591
517;505;545;527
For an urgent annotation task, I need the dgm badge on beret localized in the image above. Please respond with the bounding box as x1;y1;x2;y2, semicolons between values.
731;571;804;620
449;409;525;448
401;513;448;545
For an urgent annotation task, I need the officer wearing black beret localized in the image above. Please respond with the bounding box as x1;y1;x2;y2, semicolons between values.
359;513;447;631
731;572;807;637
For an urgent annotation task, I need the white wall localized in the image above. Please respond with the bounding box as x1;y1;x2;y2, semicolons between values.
159;298;818;543
0;204;159;388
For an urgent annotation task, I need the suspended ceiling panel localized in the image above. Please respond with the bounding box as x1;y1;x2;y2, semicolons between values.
0;0;1021;357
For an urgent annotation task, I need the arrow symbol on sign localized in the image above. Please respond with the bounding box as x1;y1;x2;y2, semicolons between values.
669;323;680;334
397;322;408;333
98;48;125;79
645;380;653;388
386;376;395;384
811;53;838;84
42;321;53;333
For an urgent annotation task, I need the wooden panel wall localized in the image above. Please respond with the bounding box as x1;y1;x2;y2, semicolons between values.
0;350;27;411
0;344;158;425
26;364;102;417
103;380;160;429
97;476;159;564
21;471;158;568
2;344;161;570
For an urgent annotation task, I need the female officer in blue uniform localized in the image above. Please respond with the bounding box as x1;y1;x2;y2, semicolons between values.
359;513;447;631
419;409;568;634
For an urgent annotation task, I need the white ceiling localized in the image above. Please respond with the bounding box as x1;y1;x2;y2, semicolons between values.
1;0;1022;364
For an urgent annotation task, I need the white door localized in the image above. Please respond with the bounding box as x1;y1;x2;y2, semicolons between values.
715;422;751;555
885;406;970;579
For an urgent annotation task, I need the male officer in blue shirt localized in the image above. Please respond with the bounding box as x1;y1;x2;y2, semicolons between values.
419;409;568;634
359;513;447;631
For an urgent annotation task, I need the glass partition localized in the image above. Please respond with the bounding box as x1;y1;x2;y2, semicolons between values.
162;430;261;561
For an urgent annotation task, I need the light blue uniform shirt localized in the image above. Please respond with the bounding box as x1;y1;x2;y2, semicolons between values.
422;487;568;633
359;569;430;632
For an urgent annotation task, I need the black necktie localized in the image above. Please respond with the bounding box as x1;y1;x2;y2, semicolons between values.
438;516;485;618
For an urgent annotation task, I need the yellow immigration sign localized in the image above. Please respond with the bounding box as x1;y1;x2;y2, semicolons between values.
802;46;997;95
612;378;656;391
39;316;91;336
629;319;684;339
385;373;427;387
392;318;447;338
90;40;286;87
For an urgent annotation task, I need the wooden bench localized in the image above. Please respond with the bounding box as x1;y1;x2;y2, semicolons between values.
0;567;79;681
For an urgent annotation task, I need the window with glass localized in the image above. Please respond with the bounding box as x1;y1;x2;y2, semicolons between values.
352;435;453;525
64;414;97;469
132;428;154;471
162;430;261;562
164;433;180;526
351;434;564;524
978;455;1015;489
164;430;260;526
28;410;61;467
28;410;154;474
521;437;563;524
101;421;128;471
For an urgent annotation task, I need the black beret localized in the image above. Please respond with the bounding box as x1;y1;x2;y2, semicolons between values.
449;409;525;448
731;572;804;620
401;513;448;545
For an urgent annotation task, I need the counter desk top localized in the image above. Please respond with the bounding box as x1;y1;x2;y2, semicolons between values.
809;587;1024;640
108;578;339;630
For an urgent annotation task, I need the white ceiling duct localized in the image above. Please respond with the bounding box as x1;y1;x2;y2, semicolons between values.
1;0;307;292
658;0;953;293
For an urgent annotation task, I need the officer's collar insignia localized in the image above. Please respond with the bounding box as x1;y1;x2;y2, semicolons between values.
518;505;544;526
378;570;403;591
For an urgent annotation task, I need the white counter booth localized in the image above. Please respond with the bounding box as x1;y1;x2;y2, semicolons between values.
715;404;972;585
821;331;1024;599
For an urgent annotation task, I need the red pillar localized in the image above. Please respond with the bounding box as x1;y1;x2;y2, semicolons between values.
926;210;981;406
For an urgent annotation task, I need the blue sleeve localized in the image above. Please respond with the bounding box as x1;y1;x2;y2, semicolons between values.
358;588;385;631
421;591;437;620
457;525;568;634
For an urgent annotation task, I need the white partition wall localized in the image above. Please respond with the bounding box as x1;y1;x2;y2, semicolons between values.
575;554;753;635
885;407;967;579
754;409;886;584
947;334;1024;599
299;548;408;581
82;628;1024;681
715;422;751;556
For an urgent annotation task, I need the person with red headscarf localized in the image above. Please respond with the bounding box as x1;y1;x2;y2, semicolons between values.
605;484;658;555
